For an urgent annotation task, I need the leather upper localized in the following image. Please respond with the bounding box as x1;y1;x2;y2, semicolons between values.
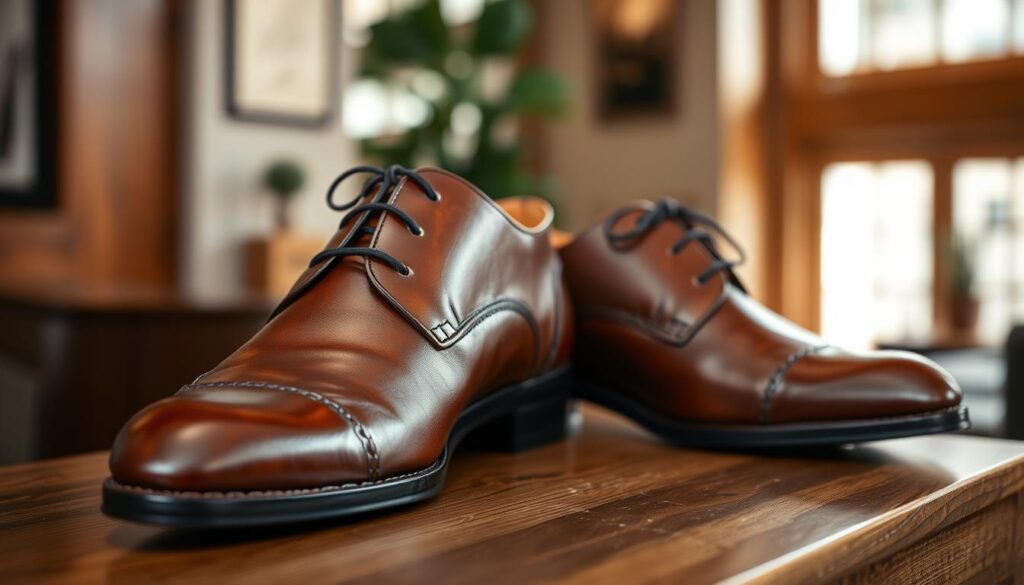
560;201;961;425
109;168;572;491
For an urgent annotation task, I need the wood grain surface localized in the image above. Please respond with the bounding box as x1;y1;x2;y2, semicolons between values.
1;405;1022;585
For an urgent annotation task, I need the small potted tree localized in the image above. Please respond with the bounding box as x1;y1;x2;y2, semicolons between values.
263;159;306;231
246;158;322;296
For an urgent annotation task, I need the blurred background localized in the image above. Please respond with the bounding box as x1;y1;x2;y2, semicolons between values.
1;0;1023;464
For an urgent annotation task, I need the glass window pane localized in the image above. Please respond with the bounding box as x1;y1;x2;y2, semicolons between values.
954;159;1012;239
1014;157;1024;224
819;0;866;76
1014;158;1024;321
819;0;1020;74
821;163;877;349
1015;0;1024;52
941;0;1011;62
953;158;1015;344
871;0;938;70
820;161;934;349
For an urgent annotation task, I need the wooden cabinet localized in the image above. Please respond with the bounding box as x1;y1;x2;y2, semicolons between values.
0;282;271;463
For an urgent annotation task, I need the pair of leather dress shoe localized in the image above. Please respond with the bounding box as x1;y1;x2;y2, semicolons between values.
102;166;968;527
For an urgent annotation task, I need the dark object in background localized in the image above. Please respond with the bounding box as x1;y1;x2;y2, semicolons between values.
593;0;677;120
0;282;271;464
0;46;19;158
0;0;57;208
1005;326;1024;440
225;0;337;127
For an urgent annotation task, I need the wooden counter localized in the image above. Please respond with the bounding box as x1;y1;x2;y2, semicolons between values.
1;405;1022;584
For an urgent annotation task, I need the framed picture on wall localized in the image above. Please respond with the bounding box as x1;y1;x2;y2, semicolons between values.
226;0;338;127
0;0;57;208
593;0;678;121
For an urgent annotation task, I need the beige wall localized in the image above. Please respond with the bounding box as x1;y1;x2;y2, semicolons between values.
180;0;357;296
539;0;719;231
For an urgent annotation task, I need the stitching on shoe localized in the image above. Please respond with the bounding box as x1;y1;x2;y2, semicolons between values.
177;381;382;481
760;344;831;424
106;456;443;500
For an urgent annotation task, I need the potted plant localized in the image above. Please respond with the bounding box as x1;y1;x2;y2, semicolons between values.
247;159;321;296
262;159;306;232
355;0;570;202
947;232;979;332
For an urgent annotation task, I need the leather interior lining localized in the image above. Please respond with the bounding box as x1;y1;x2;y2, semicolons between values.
550;229;573;250
496;197;553;233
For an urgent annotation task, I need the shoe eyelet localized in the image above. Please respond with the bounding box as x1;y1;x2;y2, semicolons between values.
411;227;425;237
431;192;442;202
399;266;414;277
690;275;706;287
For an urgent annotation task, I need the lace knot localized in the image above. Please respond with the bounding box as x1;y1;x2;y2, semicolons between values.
309;165;440;276
603;199;746;285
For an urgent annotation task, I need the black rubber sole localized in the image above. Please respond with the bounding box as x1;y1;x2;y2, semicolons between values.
101;366;572;528
576;380;970;449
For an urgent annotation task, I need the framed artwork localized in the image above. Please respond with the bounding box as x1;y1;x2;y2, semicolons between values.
0;0;57;208
592;0;678;121
225;0;338;127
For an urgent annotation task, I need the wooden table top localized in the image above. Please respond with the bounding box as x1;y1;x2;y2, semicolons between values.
2;405;1023;585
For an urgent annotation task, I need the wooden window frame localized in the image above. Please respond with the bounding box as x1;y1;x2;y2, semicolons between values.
721;0;1024;340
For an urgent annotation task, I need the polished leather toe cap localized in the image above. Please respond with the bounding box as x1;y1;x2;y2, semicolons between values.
109;386;373;492
767;348;962;424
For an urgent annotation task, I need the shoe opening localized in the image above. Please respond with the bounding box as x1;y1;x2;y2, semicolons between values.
496;196;554;234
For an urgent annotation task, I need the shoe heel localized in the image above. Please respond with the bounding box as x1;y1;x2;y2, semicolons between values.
464;393;571;453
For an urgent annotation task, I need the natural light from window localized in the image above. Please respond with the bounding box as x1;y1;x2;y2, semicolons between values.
819;0;1024;76
820;161;934;350
953;158;1024;345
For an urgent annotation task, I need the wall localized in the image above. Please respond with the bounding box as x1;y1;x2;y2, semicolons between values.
180;0;358;296
538;0;719;231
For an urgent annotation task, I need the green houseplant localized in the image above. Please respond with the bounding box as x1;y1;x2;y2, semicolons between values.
947;232;979;332
262;159;307;231
357;0;570;201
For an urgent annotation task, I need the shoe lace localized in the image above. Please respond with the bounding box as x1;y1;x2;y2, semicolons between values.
603;199;746;285
308;165;440;276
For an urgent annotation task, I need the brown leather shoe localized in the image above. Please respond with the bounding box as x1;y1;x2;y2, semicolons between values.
103;166;573;527
560;199;968;448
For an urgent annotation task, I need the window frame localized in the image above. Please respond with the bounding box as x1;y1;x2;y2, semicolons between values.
727;0;1024;343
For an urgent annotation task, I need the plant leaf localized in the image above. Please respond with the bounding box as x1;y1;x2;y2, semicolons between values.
504;68;571;117
365;0;449;67
472;0;531;56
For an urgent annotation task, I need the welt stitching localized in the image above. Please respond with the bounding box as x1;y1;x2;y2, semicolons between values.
106;456;443;500
178;381;381;480
760;344;831;424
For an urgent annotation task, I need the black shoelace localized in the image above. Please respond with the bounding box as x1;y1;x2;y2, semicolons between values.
308;165;440;276
603;199;746;285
